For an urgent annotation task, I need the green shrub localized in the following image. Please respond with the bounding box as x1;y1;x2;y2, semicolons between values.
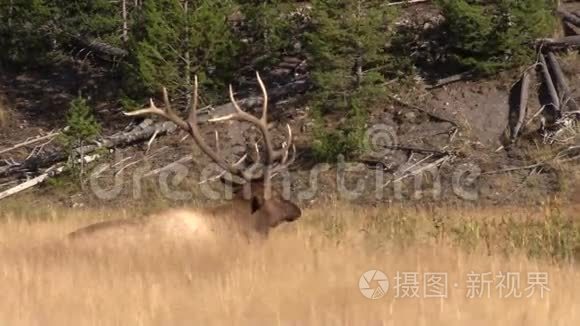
238;0;304;68
306;0;395;160
124;0;238;102
0;0;53;68
61;97;101;148
60;96;101;185
312;128;359;163
53;0;122;46
311;105;368;162
437;0;555;74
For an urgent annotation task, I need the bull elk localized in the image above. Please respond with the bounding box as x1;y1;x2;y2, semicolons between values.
68;72;301;243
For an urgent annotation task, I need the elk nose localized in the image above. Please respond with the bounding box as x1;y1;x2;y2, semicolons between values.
288;205;302;221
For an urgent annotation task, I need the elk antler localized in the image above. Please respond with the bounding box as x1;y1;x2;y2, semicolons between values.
125;72;296;190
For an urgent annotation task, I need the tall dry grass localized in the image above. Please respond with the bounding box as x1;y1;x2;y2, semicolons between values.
0;201;579;325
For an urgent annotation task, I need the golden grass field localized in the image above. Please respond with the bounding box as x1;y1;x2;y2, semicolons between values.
1;200;579;325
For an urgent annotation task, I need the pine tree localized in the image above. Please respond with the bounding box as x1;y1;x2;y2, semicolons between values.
438;0;555;74
62;96;101;149
307;0;395;112
125;0;183;96
61;96;101;186
306;0;395;161
124;0;238;104
52;0;123;46
238;0;303;68
0;0;53;67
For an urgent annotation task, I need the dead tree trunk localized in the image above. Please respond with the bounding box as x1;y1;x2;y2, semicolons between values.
0;79;310;178
546;52;579;112
539;54;560;111
70;35;128;60
387;0;430;6
511;70;530;141
0;131;59;156
538;35;580;50
563;21;580;35
0;121;177;178
557;9;580;27
426;70;475;89
122;0;128;43
183;0;192;109
8;0;13;29
0;155;100;200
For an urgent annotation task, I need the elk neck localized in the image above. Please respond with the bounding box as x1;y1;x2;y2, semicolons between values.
202;198;272;236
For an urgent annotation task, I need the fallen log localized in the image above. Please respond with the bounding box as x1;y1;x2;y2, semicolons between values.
387;95;460;127
537;35;580;50
0;131;59;156
483;146;580;175
0;121;177;178
557;9;580;27
70;34;128;60
546;52;580;112
0;154;100;200
375;144;450;155
386;0;430;6
201;78;311;120
425;70;475;89
563;21;580;35
538;54;560;111
511;70;530;141
0;79;310;178
386;155;451;186
144;155;193;178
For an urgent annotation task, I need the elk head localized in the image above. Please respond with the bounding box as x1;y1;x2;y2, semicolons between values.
125;72;301;234
237;181;301;230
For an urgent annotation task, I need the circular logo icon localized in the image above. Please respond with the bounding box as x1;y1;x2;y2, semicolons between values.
364;124;398;158
359;269;389;299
